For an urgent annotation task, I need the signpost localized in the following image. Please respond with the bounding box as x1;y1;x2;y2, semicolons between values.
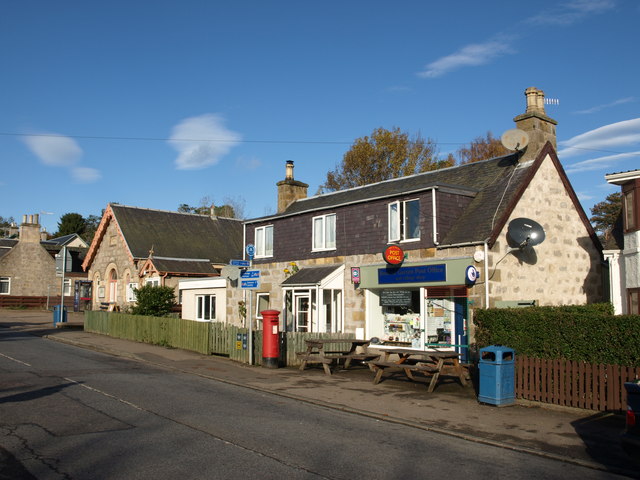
54;246;71;324
244;244;256;365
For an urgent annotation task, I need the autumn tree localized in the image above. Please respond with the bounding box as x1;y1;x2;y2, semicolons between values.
455;131;509;165
590;192;622;244
321;127;453;192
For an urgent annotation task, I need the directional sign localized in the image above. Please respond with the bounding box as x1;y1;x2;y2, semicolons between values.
230;259;250;268
241;280;260;290
55;249;72;273
240;270;260;279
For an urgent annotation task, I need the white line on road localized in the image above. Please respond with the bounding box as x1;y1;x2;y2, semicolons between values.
0;352;32;367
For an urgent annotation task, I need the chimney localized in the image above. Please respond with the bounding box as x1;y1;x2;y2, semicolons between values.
513;87;558;162
277;160;308;213
19;213;42;244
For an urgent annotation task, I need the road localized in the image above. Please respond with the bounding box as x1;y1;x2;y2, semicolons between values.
0;328;626;479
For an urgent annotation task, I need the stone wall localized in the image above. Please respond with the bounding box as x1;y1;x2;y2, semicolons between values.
0;242;60;296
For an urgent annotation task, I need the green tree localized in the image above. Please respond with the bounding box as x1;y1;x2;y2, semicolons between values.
82;214;102;244
0;216;15;237
177;195;245;219
590;192;622;243
321;127;452;192
455;131;509;164
55;212;86;237
130;284;176;317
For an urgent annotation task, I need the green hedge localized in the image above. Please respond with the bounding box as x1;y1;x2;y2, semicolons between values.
474;303;640;367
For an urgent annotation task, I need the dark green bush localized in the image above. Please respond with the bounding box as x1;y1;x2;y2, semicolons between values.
474;303;640;366
130;285;176;317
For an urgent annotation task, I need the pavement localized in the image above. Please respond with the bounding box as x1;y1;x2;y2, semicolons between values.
1;309;639;477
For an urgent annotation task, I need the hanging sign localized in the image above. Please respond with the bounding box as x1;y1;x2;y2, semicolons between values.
383;245;405;265
351;267;361;284
465;265;479;285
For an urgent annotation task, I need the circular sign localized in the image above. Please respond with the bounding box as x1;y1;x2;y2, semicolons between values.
466;265;479;285
383;245;404;265
246;244;255;259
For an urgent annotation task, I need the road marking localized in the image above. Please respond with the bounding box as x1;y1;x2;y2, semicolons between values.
0;352;31;366
63;377;145;411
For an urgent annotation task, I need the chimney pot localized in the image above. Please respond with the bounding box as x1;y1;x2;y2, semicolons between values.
285;160;294;180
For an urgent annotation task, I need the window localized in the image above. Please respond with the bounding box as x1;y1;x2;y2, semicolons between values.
623;187;638;232
312;214;336;251
0;277;10;295
629;289;640;315
255;225;273;258
388;199;420;242
196;295;216;321
256;293;270;318
146;277;160;287
126;283;137;302
63;279;72;296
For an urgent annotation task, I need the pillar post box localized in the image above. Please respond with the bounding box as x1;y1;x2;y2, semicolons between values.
261;310;280;368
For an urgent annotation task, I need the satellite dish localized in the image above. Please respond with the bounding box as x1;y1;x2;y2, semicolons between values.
507;218;546;249
501;129;530;151
221;266;240;281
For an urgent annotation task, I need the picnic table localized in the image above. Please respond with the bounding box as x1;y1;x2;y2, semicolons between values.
297;338;380;375
368;348;468;392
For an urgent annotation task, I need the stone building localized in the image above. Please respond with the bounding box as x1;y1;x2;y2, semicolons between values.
82;204;243;312
0;214;88;303
233;87;604;360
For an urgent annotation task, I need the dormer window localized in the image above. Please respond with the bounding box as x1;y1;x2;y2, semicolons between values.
312;214;336;251
388;199;420;242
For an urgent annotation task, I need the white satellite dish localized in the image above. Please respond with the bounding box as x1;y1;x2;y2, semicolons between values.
221;266;240;281
501;129;530;152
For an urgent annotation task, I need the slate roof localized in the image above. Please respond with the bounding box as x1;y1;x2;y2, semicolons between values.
247;150;534;246
281;265;342;286
147;257;219;275
42;233;85;247
110;205;243;264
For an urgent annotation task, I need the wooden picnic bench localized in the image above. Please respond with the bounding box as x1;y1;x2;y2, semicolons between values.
297;338;380;375
368;348;468;392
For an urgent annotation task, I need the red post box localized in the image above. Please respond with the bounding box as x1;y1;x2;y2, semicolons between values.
261;310;280;368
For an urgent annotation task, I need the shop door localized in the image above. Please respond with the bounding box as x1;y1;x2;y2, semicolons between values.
454;299;469;363
294;293;310;332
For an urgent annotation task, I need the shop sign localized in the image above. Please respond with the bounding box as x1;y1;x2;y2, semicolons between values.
351;267;361;284
378;264;446;284
380;289;412;306
383;245;405;265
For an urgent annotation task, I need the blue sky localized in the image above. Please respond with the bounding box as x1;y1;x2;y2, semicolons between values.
2;0;639;235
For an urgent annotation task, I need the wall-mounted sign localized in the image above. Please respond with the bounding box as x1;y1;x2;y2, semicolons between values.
383;245;405;265
465;265;479;285
380;289;412;306
378;264;446;284
351;267;361;284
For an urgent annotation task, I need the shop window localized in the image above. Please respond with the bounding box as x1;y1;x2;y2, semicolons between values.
312;214;336;251
0;277;10;295
629;289;640;315
388;199;420;242
255;225;273;258
196;295;216;321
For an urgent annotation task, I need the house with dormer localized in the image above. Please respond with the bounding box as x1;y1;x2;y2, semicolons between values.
234;87;604;360
82;204;243;320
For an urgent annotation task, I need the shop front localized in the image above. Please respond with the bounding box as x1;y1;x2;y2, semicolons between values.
358;256;477;362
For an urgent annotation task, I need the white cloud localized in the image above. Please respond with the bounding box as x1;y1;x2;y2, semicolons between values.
235;156;262;171
558;118;640;158
169;114;242;170
564;151;640;174
21;134;82;166
574;97;636;114
417;39;515;78
71;167;101;183
527;0;615;26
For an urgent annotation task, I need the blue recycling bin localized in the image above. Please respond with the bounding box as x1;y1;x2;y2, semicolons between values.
53;305;67;325
478;345;515;406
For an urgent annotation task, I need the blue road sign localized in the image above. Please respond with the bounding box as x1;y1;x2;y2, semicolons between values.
246;244;255;259
240;270;260;279
230;259;250;267
241;280;260;289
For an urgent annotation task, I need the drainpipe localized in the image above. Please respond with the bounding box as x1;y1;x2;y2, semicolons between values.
431;188;439;246
484;241;490;308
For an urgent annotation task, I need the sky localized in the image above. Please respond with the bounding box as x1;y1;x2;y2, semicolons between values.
2;0;639;235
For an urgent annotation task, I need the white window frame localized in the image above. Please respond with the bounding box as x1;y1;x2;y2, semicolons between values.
255;225;273;258
196;294;216;321
126;283;138;302
63;279;72;296
255;293;270;319
146;276;161;287
0;277;10;295
388;199;420;243
312;214;336;251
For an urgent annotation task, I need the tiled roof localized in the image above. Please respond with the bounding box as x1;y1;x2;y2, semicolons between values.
148;257;219;275
281;265;342;286
111;205;243;263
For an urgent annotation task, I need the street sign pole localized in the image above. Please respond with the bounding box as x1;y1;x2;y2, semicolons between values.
59;246;67;319
245;244;256;366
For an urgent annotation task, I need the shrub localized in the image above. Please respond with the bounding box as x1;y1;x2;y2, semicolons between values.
130;285;176;317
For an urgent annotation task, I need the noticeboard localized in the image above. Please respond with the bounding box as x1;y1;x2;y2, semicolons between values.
380;289;413;307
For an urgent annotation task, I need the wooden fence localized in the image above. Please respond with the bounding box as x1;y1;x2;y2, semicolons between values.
85;311;354;367
516;355;640;411
0;295;75;309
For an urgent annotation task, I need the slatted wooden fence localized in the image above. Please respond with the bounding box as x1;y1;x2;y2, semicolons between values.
0;295;75;309
516;355;640;411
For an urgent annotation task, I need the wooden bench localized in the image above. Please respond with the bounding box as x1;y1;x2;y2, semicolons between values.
369;360;441;392
296;352;335;375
